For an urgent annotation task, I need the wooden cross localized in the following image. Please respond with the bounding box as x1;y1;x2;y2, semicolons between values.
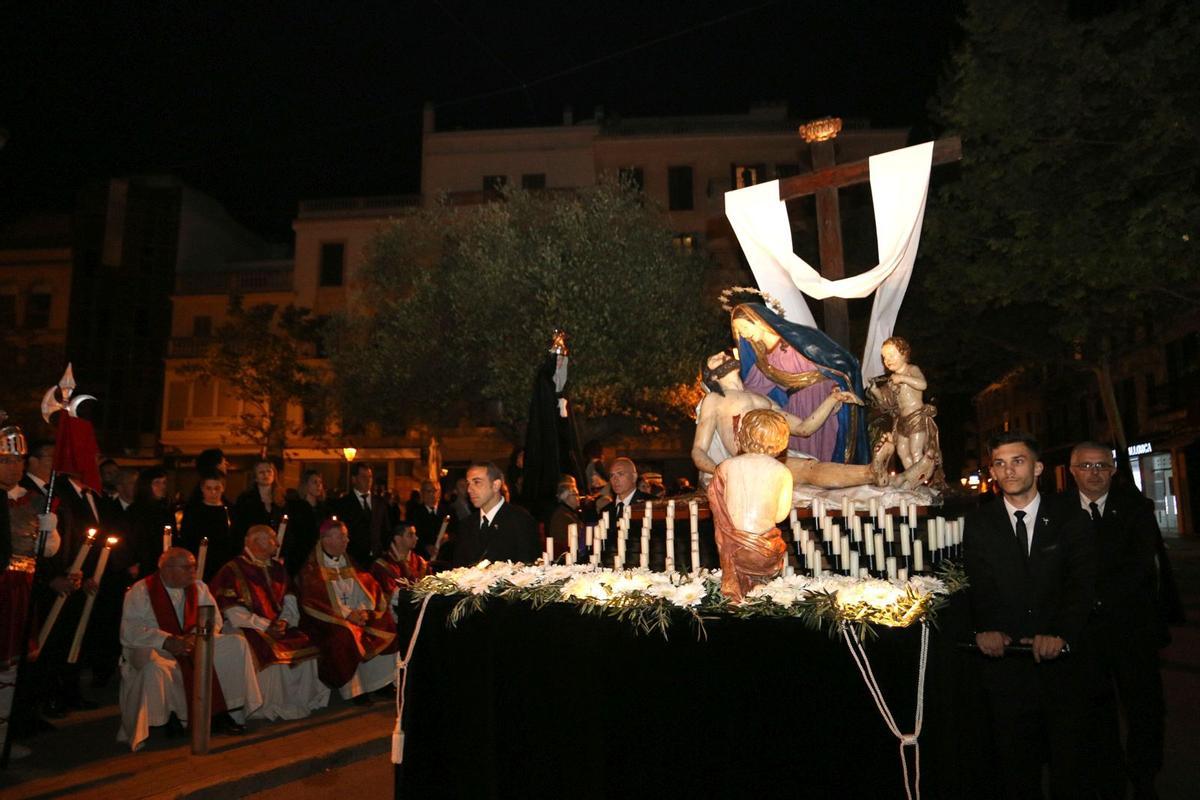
778;125;962;348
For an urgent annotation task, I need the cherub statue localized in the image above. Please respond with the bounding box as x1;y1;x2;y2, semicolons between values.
707;408;793;602
867;337;944;490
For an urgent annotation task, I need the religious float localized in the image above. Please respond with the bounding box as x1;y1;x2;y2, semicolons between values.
392;133;990;799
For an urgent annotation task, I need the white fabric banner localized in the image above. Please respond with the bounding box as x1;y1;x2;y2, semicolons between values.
724;142;934;382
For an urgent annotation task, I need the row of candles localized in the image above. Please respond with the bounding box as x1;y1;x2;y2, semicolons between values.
784;498;964;581
541;497;963;579
37;528;121;664
542;499;703;572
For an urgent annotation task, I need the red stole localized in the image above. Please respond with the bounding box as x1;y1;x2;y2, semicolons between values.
369;552;428;595
144;573;228;717
209;555;318;669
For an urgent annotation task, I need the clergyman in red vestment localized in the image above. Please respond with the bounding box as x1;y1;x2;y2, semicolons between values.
210;525;328;720
296;520;397;701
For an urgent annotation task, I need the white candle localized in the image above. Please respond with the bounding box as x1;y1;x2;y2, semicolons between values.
884;520;895;544
849;550;859;576
886;556;897;580
913;541;925;572
851;514;862;541
927;519;937;552
884;513;894;539
873;533;885;563
567;523;578;558
616;534;626;568
665;529;675;572
691;547;701;574
841;496;850;520
830;526;841;556
898;500;907;522
68;537;116;663
642;501;653;535
601;510;610;535
585;525;594;548
868;498;878;521
276;514;289;557
39;529;97;650
813;498;824;522
908;504;919;530
688;501;699;535
197;536;209;578
789;508;799;540
898;567;908;582
162;525;173;554
639;539;649;570
899;529;911;557
841;535;851;567
545;537;555;565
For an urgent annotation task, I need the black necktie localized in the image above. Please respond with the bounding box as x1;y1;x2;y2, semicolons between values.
480;515;489;531
360;494;370;513
1014;510;1029;559
615;501;625;521
1089;502;1102;524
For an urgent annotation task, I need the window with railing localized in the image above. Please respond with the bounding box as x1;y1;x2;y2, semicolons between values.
319;242;345;287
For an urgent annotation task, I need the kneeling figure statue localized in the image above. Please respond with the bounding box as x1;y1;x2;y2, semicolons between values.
707;408;793;603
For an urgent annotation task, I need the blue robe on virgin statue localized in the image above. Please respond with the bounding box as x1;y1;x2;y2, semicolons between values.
732;303;869;465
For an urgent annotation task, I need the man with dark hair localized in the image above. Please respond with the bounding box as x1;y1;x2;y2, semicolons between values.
410;479;450;559
1065;441;1170;799
99;458;120;501
329;463;393;566
964;431;1101;798
451;461;539;567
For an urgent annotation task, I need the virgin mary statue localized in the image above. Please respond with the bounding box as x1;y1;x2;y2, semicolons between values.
730;303;868;465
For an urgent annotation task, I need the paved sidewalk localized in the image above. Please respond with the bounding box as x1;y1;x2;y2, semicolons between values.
0;686;394;800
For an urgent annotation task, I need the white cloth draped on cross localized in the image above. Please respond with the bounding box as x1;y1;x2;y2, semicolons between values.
723;141;934;382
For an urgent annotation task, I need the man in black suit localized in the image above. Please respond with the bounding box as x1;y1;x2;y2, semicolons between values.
963;432;1100;799
410;479;451;559
595;457;653;566
452;462;540;567
329;463;393;566
1067;441;1170;799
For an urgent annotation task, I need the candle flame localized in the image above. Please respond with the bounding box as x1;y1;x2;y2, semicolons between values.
201;536;209;545
86;528;97;541
283;513;289;521
163;525;171;533
106;536;120;546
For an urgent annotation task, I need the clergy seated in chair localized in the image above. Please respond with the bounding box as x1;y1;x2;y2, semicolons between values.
209;525;329;720
296;520;398;702
117;548;263;751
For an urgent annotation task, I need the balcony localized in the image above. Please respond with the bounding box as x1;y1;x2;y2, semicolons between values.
297;195;421;219
175;262;294;296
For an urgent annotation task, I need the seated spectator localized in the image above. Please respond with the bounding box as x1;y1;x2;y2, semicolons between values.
296;520;398;704
209;525;329;721
118;548;262;750
371;523;430;597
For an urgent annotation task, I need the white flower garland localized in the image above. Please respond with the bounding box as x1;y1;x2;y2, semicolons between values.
408;561;963;639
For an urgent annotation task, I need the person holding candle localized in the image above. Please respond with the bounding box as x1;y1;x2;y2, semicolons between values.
118;547;263;750
179;472;237;582
1;415;61;759
410;480;451;560
296;519;398;704
451;462;540;568
963;432;1101;798
209;525;328;721
128;467;175;578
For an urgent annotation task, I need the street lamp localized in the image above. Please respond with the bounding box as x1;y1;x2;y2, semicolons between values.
342;446;357;494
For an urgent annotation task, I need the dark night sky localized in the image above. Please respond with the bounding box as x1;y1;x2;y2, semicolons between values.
2;1;962;240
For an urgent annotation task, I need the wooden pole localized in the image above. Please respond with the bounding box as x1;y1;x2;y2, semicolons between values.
191;605;215;755
810;138;848;348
